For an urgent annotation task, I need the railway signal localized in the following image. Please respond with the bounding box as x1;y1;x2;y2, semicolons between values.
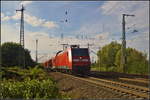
121;14;135;73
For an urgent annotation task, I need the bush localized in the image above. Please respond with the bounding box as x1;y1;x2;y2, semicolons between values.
0;79;61;99
115;48;149;74
1;67;70;99
97;41;121;69
1;66;51;81
28;66;50;80
95;41;149;74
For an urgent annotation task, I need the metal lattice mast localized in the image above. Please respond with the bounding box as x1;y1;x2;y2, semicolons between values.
16;5;25;68
16;5;25;47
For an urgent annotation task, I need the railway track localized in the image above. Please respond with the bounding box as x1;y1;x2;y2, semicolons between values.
119;77;149;84
88;77;149;98
89;71;149;87
60;73;149;99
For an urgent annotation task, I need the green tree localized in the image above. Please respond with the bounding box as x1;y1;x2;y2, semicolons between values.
115;48;149;74
97;41;121;71
1;42;36;68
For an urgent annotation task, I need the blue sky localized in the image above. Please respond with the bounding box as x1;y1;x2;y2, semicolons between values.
1;1;105;35
1;1;149;62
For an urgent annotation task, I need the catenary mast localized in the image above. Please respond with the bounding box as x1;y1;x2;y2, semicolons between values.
16;5;25;68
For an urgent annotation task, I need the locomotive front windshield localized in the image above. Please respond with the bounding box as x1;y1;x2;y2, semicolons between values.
72;48;89;56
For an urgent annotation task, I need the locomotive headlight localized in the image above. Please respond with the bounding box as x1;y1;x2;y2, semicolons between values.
82;59;88;62
73;59;80;62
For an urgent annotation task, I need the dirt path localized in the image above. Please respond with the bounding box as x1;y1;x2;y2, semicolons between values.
48;72;133;99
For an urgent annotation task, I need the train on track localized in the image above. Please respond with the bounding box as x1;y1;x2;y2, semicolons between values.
43;45;91;75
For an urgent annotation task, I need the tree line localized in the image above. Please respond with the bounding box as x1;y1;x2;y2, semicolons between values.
92;41;149;74
1;42;36;68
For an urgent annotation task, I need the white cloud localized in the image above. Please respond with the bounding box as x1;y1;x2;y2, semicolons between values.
43;21;58;29
75;23;102;35
1;23;19;43
1;13;4;18
2;16;10;21
127;31;149;59
25;14;43;27
24;13;58;28
100;1;149;30
95;32;110;40
1;22;104;62
126;4;149;31
100;1;147;16
101;1;119;15
72;22;112;48
100;1;149;58
1;23;52;61
11;12;20;20
2;12;59;29
1;13;11;21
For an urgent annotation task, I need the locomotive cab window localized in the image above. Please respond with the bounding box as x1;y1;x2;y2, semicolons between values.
72;48;89;56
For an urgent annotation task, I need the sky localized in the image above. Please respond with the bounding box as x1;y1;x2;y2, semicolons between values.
1;1;149;63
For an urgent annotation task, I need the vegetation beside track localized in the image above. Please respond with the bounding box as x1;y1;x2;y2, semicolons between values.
0;66;69;99
91;41;149;75
0;42;70;99
1;42;36;67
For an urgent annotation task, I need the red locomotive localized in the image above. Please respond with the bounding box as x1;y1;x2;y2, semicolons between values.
43;45;91;75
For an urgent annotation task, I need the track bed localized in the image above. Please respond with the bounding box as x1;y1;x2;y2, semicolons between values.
48;71;149;99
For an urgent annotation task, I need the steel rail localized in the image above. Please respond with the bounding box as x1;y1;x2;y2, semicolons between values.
119;77;149;84
89;77;149;92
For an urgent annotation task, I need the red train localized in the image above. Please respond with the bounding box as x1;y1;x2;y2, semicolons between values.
43;45;91;75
